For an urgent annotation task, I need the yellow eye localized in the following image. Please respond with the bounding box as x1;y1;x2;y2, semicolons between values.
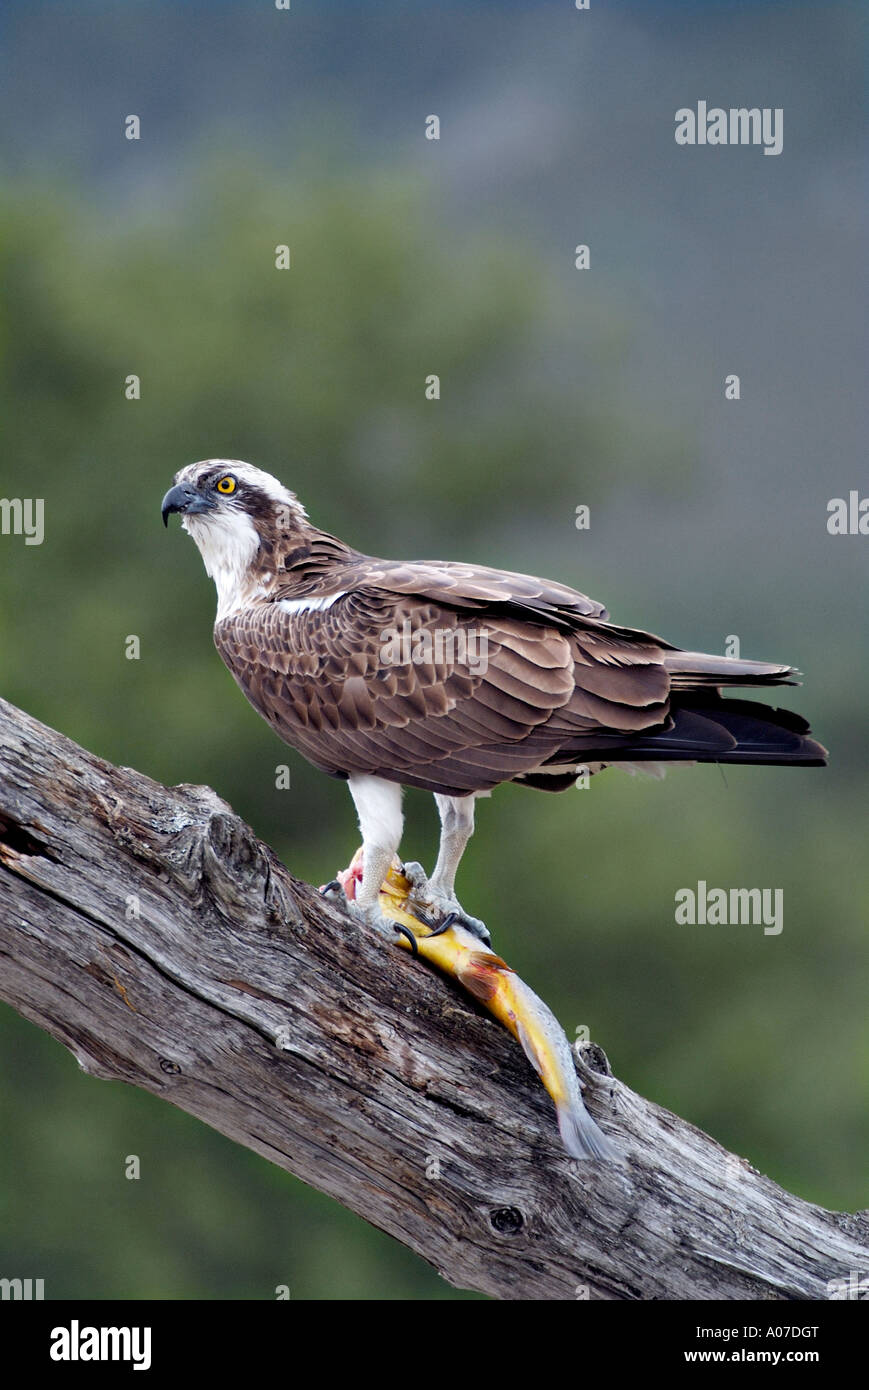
216;476;236;495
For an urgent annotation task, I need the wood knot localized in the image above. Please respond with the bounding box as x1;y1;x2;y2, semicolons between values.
489;1206;524;1236
574;1040;613;1079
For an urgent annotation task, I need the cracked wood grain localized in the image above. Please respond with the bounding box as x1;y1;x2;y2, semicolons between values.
0;695;866;1300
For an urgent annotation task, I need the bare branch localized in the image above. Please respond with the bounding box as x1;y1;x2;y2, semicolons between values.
0;696;865;1299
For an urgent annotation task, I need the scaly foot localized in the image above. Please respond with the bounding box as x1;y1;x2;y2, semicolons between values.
320;851;420;955
400;861;491;947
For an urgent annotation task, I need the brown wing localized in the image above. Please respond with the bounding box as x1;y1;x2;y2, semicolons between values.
339;558;612;625
214;583;672;796
268;550;634;630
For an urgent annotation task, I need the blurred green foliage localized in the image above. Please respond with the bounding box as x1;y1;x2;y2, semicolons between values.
0;160;865;1300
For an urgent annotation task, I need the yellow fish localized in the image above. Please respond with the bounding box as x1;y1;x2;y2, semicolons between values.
327;850;617;1161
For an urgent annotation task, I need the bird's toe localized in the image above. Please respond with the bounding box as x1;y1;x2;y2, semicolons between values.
400;861;432;895
405;875;491;947
345;896;418;953
346;897;391;934
447;906;491;947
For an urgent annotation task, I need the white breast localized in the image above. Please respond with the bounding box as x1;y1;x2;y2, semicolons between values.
184;511;261;621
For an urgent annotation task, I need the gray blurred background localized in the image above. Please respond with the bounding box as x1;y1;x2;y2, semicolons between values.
0;0;865;1299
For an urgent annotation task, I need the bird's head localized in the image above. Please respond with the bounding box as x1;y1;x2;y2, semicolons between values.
161;459;308;614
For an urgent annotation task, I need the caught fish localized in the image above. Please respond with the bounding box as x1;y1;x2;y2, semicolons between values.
326;849;617;1161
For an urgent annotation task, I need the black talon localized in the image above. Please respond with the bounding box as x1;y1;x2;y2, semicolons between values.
320;879;342;896
425;911;458;939
394;924;419;958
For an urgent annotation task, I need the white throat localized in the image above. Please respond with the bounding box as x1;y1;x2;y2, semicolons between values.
184;511;262;621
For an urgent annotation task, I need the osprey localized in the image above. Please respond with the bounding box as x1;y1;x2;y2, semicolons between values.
162;459;826;942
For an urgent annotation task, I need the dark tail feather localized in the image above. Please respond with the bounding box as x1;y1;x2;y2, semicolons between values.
560;696;827;767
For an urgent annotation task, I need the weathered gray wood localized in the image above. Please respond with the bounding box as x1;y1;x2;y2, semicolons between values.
0;695;865;1299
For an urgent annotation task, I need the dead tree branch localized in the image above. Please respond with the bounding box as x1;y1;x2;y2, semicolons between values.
0;696;865;1299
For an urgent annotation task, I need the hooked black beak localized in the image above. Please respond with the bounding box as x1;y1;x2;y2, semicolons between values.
161;483;216;527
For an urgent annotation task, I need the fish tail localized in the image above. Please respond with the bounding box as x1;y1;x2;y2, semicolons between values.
513;996;619;1162
556;1095;619;1162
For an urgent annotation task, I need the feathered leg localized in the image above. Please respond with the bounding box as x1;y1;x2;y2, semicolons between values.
343;775;404;934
